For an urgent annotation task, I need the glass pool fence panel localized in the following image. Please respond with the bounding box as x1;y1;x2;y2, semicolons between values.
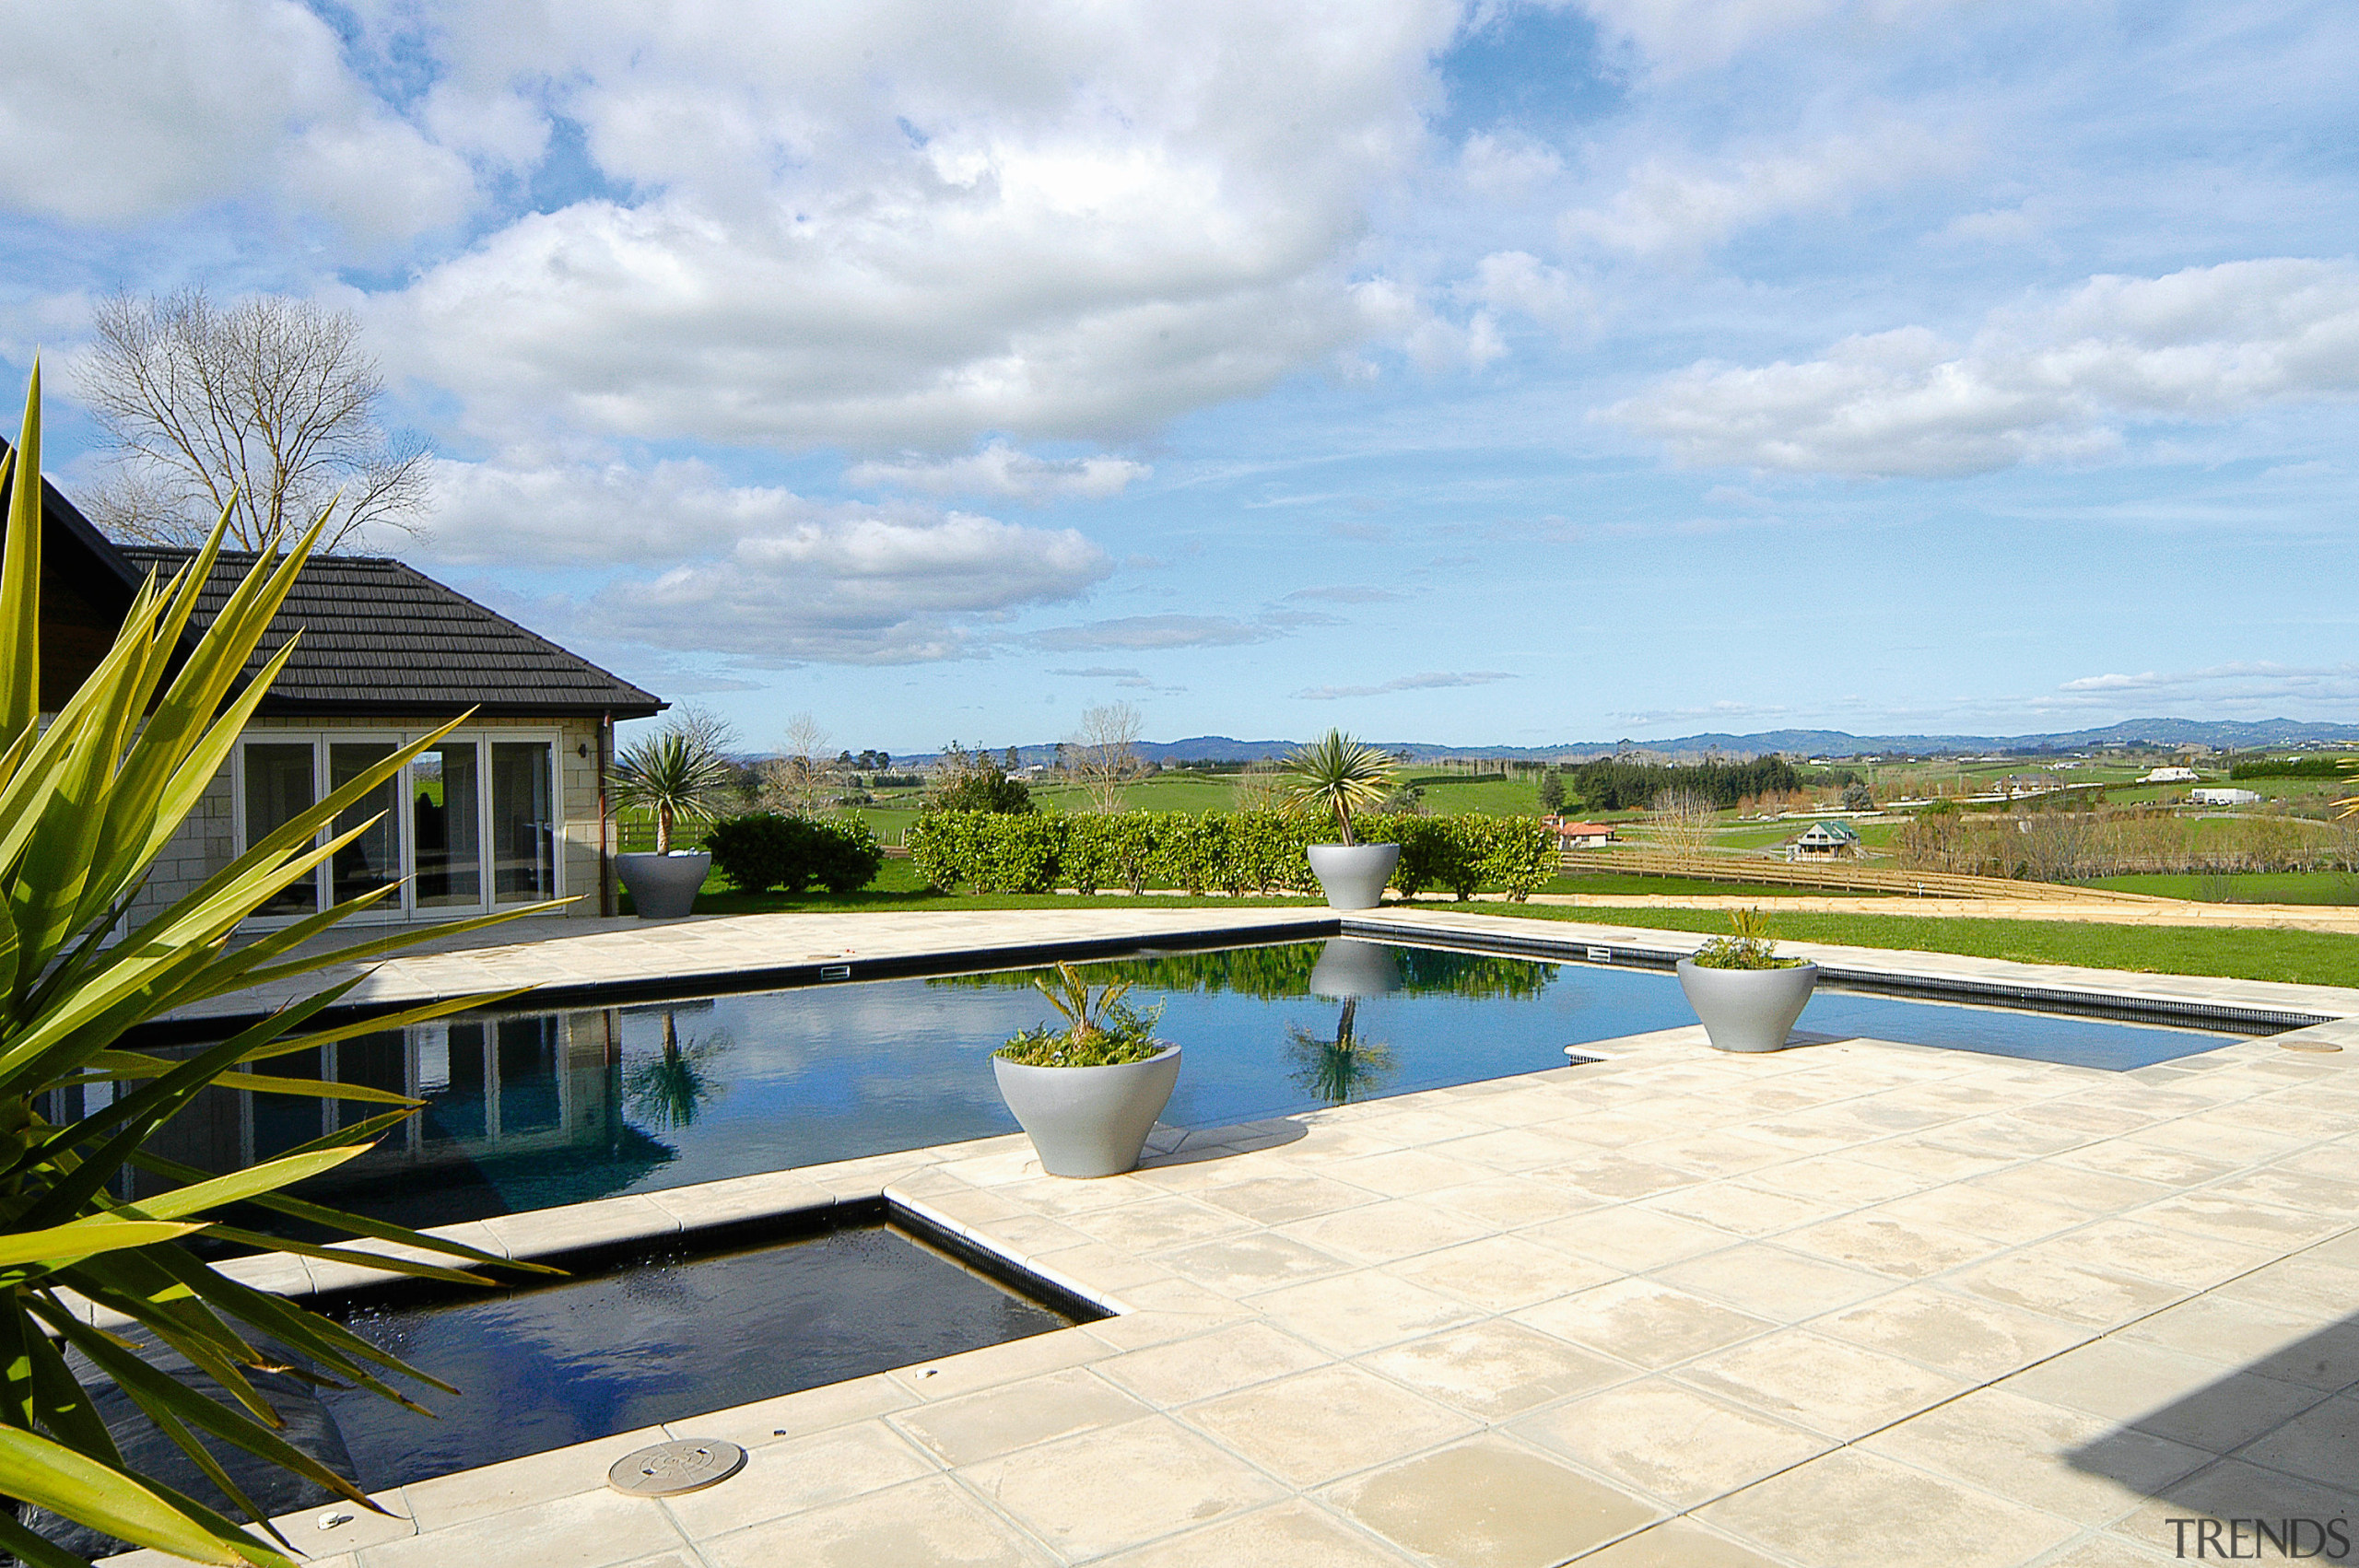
412;741;483;909
490;741;557;905
242;743;320;916
329;742;404;907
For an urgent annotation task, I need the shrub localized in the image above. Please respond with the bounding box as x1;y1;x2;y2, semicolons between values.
994;962;1167;1066
906;809;1553;900
1065;813;1159;895
708;813;884;894
1691;908;1808;970
925;749;1035;813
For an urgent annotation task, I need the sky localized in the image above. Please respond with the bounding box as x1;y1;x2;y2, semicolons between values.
3;1;2356;755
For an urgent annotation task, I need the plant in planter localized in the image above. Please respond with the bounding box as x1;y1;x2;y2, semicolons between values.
0;369;554;1566
611;726;734;918
1675;907;1820;1053
992;963;1179;1176
1284;730;1402;909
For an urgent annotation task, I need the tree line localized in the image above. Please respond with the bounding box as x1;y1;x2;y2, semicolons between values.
1564;755;1802;812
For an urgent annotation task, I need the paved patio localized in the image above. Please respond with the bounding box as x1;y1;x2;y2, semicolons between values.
104;910;2359;1567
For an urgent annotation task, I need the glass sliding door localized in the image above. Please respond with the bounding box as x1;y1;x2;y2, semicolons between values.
236;731;561;923
412;741;483;909
490;742;556;904
243;743;319;916
328;742;403;907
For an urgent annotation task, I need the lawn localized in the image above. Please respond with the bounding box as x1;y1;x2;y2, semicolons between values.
1448;903;2359;989
2083;871;2359;905
1543;872;1901;899
625;848;2359;986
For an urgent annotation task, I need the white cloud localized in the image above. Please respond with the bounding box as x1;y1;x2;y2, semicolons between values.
846;441;1149;501
1458;132;1565;195
1607;259;2359;476
1932;204;2044;248
2054;662;2359;707
370;0;1465;451
1285;585;1407;603
414;454;1110;664
1561;127;1956;257
0;0;473;245
1030;614;1297;652
1297;671;1517;699
1459;251;1591;329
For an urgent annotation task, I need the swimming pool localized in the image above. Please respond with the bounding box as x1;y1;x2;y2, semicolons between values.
121;939;2255;1231
323;1217;1080;1489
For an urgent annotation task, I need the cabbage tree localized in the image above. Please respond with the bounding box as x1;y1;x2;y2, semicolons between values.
611;727;735;852
1281;730;1398;846
0;369;556;1567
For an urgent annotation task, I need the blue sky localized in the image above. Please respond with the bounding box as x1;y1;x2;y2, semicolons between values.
4;1;2357;754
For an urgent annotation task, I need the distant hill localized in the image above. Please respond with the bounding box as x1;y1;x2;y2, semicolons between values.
899;719;2359;767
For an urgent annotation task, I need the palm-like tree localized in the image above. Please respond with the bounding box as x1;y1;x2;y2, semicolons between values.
612;728;735;852
623;1012;731;1130
1282;730;1397;846
0;369;556;1566
1284;999;1398;1106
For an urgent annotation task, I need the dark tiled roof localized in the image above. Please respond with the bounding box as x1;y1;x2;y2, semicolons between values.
119;547;664;720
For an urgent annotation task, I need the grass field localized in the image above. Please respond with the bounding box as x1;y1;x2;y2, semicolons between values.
626;858;2359;987
1543;872;1902;899
1449;903;2359;989
2083;871;2359;905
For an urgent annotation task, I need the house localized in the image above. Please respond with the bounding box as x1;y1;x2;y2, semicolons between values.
2139;766;2200;784
12;465;664;928
1785;820;1862;860
1543;818;1614;849
2189;788;2262;806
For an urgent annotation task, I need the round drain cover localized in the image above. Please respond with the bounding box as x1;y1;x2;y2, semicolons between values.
608;1439;746;1497
2280;1039;2343;1053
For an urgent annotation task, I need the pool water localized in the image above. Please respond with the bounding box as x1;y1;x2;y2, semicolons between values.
126;940;2249;1231
323;1221;1076;1489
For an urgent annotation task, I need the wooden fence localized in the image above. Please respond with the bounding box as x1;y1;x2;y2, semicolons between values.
1561;848;2177;906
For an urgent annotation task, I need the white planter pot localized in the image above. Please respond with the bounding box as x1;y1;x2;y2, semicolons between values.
1307;842;1400;910
1309;938;1401;1000
993;1046;1181;1178
616;851;711;919
1675;958;1819;1053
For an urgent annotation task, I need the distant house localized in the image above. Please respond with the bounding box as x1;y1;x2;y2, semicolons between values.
2189;788;2261;806
1786;820;1862;860
10;463;664;930
2139;766;2200;784
1544;818;1614;849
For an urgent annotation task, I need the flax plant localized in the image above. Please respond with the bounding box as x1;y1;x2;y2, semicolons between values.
0;369;558;1567
1281;731;1397;847
612;728;735;853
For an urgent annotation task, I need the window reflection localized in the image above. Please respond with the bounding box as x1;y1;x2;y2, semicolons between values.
243;744;318;916
490;743;556;904
412;743;482;908
329;743;403;906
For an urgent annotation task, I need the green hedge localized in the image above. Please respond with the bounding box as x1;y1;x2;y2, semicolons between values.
707;812;885;894
905;810;1555;900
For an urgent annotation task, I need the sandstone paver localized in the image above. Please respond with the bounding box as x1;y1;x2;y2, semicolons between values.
98;908;2359;1567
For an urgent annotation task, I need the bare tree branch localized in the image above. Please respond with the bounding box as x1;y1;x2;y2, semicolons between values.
1649;787;1716;864
76;288;432;552
1070;702;1144;813
760;711;837;816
